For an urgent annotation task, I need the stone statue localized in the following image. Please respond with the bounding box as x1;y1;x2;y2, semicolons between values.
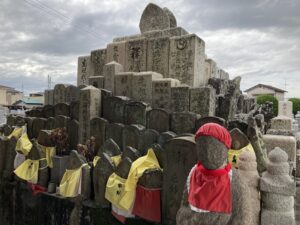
176;123;241;225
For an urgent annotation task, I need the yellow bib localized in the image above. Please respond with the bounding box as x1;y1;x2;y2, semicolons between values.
14;159;41;184
93;155;121;167
8;127;23;139
38;144;56;168
15;133;32;156
228;143;255;168
59;164;88;198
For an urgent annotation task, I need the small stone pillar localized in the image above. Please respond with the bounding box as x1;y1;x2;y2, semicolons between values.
260;147;296;225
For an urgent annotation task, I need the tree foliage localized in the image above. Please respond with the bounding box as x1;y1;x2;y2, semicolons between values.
288;98;300;115
256;94;278;115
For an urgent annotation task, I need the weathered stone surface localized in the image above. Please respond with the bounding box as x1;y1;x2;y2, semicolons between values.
42;105;54;118
139;3;170;33
90;49;107;77
53;84;69;104
70;101;79;121
205;59;217;80
140;129;159;155
124;101;151;126
115;157;133;179
163;7;177;28
195;116;225;131
90;117;108;152
266;129;295;136
170;85;190;112
32;118;47;138
44;89;54;105
163;136;197;225
147;37;170;77
77;55;92;86
89;76;104;89
169;34;205;87
37;129;54;147
122;146;141;161
50;155;70;185
3;138;17;180
138;168;163;188
230;128;250;150
103;61;124;93
263;134;296;165
122;124;145;152
54;103;70;117
114;72;134;97
26;109;43;118
152;78;180;110
189;86;216;116
45;117;55;130
157;131;176;146
107;41;127;68
146;108;170;133
93;152;115;207
260;147;296;225
278;101;293;118
271;115;293;130
296;153;300;178
67;119;79;150
79;86;102;144
98;138;121;157
105;123;125;150
125;38;147;72
170;112;198;134
103;96;130;123
65;85;79;103
131;71;163;104
0;138;9;177
54;115;69;129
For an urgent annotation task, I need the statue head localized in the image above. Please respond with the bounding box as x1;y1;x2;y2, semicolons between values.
195;123;231;170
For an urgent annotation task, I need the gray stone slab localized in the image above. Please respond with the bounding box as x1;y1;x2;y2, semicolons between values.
88;76;104;89
189;86;216;116
125;38;147;72
170;112;199;134
140;129;159;155
32;118;47;138
102;96;130;123
146;108;170;133
170;85;190;112
103;61;124;93
67;119;79;150
70;101;79;121
90;49;107;76
105;123;125;150
54;103;70;117
42;105;54;118
124;101;151;126
122;124;145;152
54;84;69;104
77;55;92;86
106;41;127;67
114;72;134;97
65;85;79;103
44;89;54;105
90;117;108;152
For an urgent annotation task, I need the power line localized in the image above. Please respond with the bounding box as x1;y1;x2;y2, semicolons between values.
20;0;106;41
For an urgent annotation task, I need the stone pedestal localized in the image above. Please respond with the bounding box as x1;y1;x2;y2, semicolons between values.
278;101;293;118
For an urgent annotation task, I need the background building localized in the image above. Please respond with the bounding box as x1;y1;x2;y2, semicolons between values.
0;84;23;105
244;84;286;101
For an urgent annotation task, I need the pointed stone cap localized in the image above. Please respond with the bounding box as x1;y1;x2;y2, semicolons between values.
115;157;132;179
67;150;87;170
230;128;250;150
267;147;289;175
122;146;141;162
139;3;176;33
98;138;121;157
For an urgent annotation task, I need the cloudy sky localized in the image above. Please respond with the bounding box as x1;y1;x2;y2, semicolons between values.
0;0;299;97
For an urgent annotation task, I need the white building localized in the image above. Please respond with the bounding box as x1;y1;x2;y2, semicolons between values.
244;84;286;101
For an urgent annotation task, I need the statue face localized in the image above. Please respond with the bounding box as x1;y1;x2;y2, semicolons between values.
196;136;228;170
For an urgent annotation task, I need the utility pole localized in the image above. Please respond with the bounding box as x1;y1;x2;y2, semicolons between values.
47;74;52;89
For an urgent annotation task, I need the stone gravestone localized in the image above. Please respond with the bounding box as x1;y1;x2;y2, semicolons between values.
67;119;79;150
260;147;296;225
90;49;107;77
93;153;116;207
124;101;151;126
131;72;163;104
195;116;226;131
54;103;70;117
103;61;124;94
125;38;147;72
189;86;216;116
106;41;127;68
122;124;145;152
162;136;197;225
44;89;54;105
170;85;190;112
270;115;293;130
45;117;56;130
54;115;69;129
70;101;79;121
105;123;125;150
53;84;69;104
65;85;79;103
146;108;170;133
42;105;54;118
147;37;170;77
90;117;108;152
79;86;101;144
98;138;121;157
88;76;104;89
170;112;199;134
263;134;296;167
139;3;171;33
278;101;293;118
32;118;47;138
102;96;130;123
169;34;205;87
152;78;180;110
140;129;159;155
0;138;9;177
77;55;91;86
3;138;17;180
122;146;141;162
114;72;134;97
157;131;176;146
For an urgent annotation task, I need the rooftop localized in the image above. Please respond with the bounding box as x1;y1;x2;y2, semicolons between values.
244;84;287;93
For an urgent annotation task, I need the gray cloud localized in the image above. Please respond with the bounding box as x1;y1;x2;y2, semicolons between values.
0;0;299;97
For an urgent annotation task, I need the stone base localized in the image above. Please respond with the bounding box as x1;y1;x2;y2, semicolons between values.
261;210;295;225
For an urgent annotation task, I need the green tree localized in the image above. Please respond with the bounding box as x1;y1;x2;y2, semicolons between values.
256;94;278;115
288;98;300;115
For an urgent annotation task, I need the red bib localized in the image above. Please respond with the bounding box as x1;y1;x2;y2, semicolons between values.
188;162;232;214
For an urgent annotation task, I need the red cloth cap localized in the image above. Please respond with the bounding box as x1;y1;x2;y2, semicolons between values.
195;123;232;149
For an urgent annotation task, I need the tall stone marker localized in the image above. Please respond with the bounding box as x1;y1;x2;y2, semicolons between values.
189;86;216;116
90;49;107;77
77;56;92;86
278;101;293;118
106;41;127;68
125;38;147;72
79;86;101;144
103;61;124;94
